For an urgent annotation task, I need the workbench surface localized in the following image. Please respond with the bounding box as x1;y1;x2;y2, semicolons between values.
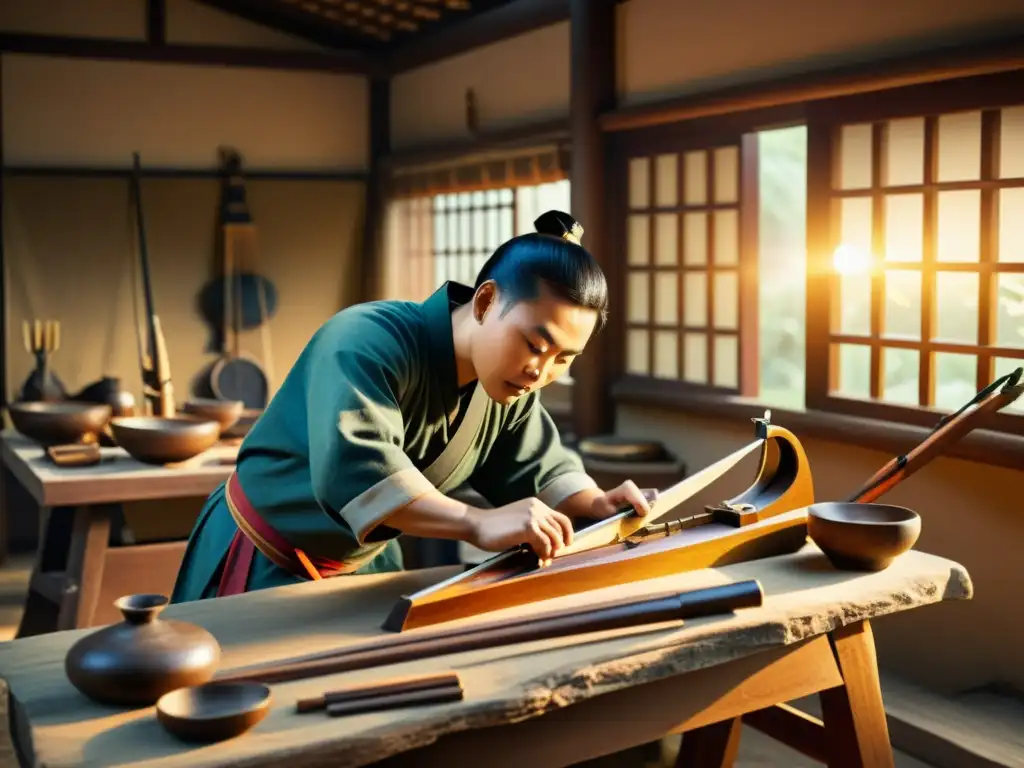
1;430;236;507
0;543;971;767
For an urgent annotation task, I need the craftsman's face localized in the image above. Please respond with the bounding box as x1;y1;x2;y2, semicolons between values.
471;281;598;405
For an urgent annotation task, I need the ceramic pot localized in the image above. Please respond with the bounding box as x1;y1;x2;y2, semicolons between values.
71;376;137;417
65;594;221;706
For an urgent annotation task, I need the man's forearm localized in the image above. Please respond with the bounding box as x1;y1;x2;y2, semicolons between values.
557;482;657;521
556;487;606;519
386;490;479;543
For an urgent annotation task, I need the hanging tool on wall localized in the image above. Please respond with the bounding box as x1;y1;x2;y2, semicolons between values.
465;88;479;137
130;152;175;418
17;319;67;402
197;148;276;410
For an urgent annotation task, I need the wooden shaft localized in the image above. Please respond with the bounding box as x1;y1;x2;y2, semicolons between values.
296;672;461;713
222;230;232;355
216;580;763;686
846;374;1023;504
149;315;175;417
326;683;464;717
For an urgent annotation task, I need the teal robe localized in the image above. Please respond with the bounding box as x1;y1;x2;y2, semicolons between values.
171;282;597;602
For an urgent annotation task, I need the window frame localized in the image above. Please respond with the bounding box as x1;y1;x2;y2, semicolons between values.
430;188;517;288
383;140;571;300
607;71;1024;460
804;71;1024;437
382;195;435;302
608;110;794;401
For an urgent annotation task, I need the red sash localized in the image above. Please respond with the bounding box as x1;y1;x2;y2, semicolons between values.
217;472;381;596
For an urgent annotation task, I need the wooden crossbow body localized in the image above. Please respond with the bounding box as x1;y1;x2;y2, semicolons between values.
384;368;1024;633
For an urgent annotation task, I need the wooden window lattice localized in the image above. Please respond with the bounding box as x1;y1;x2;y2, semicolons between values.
623;145;752;392
432;188;515;287
814;105;1024;431
385;176;572;300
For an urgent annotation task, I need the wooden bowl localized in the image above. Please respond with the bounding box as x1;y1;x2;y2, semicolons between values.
221;408;261;440
808;502;921;571
110;416;221;465
181;399;244;433
8;401;112;446
156;682;272;743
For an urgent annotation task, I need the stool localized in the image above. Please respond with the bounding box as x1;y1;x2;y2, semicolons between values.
577;435;687;492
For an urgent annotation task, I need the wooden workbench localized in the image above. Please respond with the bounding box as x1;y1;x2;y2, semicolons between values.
0;543;972;767
0;430;236;636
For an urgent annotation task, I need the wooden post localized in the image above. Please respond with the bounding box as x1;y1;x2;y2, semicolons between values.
569;0;616;440
0;53;6;415
361;76;391;303
146;0;166;46
0;54;8;566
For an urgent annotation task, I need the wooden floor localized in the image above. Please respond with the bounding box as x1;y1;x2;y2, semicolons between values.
0;557;1007;765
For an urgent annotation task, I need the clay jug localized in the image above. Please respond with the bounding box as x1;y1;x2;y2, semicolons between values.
65;594;221;706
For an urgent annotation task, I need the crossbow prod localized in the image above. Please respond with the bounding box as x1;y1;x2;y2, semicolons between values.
383;369;1023;633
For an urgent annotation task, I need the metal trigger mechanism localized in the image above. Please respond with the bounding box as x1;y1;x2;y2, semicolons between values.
625;512;715;546
752;409;772;439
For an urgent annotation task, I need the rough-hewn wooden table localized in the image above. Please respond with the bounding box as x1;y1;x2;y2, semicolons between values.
0;430;236;636
0;544;971;768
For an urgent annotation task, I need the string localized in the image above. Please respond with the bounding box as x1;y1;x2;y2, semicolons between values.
927;366;1022;435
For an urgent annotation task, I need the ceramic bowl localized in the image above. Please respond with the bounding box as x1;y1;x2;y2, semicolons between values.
110;416;221;465
8;401;112;446
181;398;244;433
157;682;272;743
221;408;261;440
808;501;921;571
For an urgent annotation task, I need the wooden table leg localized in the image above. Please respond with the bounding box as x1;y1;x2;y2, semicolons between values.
0;467;10;569
57;505;112;631
16;506;66;638
675;717;742;768
15;504;113;637
819;620;896;768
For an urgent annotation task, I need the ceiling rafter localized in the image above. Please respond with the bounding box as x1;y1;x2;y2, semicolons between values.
193;0;631;72
276;0;475;42
195;0;362;48
196;0;483;48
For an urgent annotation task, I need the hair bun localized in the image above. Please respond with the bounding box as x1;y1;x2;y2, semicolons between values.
534;210;584;245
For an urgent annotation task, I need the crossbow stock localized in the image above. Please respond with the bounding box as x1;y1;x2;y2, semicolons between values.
383;368;1024;632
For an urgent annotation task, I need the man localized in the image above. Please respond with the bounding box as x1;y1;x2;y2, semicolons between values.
171;210;653;602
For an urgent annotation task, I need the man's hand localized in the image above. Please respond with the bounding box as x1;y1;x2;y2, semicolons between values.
587;480;658;520
467;498;574;566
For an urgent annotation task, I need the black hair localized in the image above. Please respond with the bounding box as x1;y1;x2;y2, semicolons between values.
473;209;609;330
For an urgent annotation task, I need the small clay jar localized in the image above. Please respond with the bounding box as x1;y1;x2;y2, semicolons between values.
65;594;221;706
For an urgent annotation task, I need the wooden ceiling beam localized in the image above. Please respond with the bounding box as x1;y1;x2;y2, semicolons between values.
0;32;370;74
195;0;363;49
383;116;568;167
146;0;166;46
599;32;1024;132
379;0;570;74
